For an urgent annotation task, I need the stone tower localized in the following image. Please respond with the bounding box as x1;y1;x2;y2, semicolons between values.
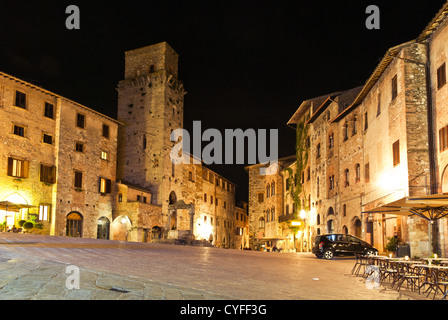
117;42;186;209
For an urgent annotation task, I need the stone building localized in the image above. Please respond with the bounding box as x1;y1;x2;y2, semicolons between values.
247;1;448;257
0;42;241;247
115;42;238;247
235;201;249;249
0;71;120;239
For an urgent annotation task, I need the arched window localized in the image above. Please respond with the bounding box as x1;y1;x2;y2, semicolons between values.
344;169;349;187
343;204;347;217
259;217;265;228
266;208;270;222
271;182;275;196
355;163;361;182
317;177;320;197
266;184;270;198
271;207;275;221
328;132;334;149
317;214;321;225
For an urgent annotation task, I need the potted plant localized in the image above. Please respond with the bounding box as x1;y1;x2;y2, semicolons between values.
22;221;34;233
385;237;399;256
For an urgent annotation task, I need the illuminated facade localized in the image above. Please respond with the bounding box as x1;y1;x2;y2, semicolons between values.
0;71;119;238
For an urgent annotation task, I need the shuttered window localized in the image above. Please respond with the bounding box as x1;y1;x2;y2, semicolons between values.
7;157;29;178
393;140;400;166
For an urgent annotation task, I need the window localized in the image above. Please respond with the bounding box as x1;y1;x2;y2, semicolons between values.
355;164;361;182
316;143;321;158
13;124;25;137
329;175;334;190
271;182;275;196
365;163;370;183
307;167;310;181
352;117;357;135
210;195;213;204
317;177;320;197
40;164;56;184
44;102;54;119
137;195;147;203
39;205;50;221
392;75;398;101
118;193;123;202
285;204;289;215
188;171;193;181
102;124;110;138
344;169;349;187
393;140;400;166
377;93;381;117
343;122;348;141
343;204;347;217
328;133;334;149
99;177;112;194
7;157;28;178
440;125;448;152
204;193;207;202
224;201;226;209
215;198;218;206
258;193;264;203
143;135;147;149
76;113;85;128
75;142;84;152
266;184;270;198
74;170;83;188
42;133;53;145
15;90;26;109
101;151;109;160
438;63;446;89
364;112;368;131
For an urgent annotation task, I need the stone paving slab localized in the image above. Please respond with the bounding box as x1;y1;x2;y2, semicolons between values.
0;233;438;300
0;250;235;300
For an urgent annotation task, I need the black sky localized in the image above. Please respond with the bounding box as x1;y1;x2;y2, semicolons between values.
0;0;446;202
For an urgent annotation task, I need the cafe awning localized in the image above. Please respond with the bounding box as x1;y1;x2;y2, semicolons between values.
362;193;448;254
362;194;448;222
0;201;36;212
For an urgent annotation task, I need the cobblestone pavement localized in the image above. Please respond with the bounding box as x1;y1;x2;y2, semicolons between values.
0;233;433;300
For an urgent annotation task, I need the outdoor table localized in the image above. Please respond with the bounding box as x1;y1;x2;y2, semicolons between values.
412;264;448;299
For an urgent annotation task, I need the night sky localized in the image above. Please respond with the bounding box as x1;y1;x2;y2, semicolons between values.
0;0;446;202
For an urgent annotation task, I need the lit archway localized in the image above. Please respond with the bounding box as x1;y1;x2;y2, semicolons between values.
66;212;83;237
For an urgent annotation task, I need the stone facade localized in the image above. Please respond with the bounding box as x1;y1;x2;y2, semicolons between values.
0;71;119;239
0;42;241;248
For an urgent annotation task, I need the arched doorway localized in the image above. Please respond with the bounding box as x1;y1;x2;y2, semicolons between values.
152;226;162;240
342;225;348;234
97;217;110;239
112;215;132;241
66;212;83;237
169;191;177;205
354;218;362;238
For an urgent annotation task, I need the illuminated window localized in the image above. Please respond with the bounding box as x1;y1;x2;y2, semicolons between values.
99;177;112;194
393;140;400;166
101;151;109;160
7;157;28;178
39;205;50;221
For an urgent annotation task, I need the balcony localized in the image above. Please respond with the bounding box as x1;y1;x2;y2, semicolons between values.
278;213;297;223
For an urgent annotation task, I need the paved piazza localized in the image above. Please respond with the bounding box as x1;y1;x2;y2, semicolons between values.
0;233;428;300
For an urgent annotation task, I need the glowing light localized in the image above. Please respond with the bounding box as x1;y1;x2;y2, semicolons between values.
5;193;27;205
291;221;301;226
299;209;306;220
197;222;213;240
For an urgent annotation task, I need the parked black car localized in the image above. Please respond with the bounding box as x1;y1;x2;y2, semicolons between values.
312;234;378;260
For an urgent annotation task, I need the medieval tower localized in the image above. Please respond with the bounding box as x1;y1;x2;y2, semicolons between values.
117;42;186;214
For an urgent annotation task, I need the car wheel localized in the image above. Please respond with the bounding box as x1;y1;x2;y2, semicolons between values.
323;249;334;260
